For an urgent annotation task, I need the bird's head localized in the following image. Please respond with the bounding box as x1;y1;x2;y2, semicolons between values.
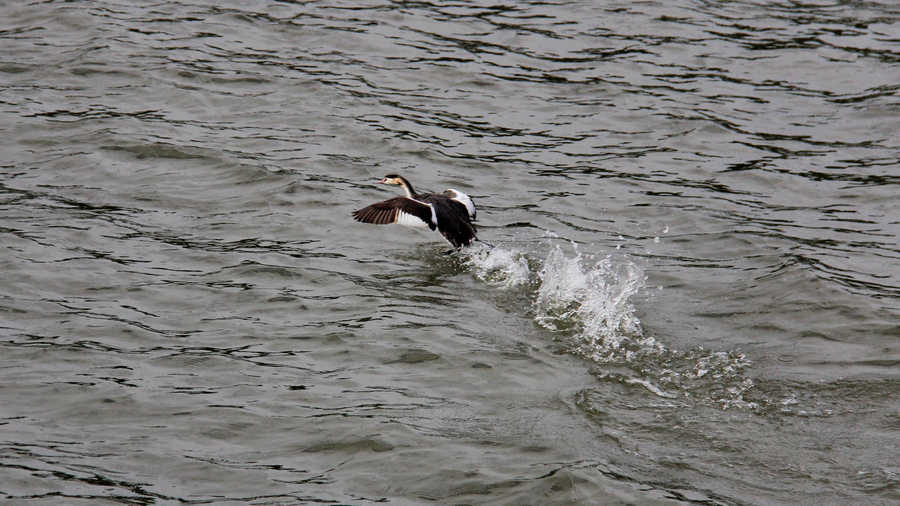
379;174;404;185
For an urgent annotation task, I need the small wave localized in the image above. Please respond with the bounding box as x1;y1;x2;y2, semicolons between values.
462;239;755;410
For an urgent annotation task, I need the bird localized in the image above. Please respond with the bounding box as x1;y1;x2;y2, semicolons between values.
352;174;479;248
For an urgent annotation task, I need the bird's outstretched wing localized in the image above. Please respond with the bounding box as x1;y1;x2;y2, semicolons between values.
352;197;436;230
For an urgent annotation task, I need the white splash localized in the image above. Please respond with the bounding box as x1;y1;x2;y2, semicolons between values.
461;238;755;409
465;244;531;288
534;243;645;352
463;240;647;353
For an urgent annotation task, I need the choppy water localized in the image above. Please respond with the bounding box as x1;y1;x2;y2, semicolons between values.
2;1;899;504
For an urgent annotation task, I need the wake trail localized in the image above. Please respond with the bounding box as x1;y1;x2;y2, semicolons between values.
461;238;757;410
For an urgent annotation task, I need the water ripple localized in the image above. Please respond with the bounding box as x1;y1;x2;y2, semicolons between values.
2;0;898;504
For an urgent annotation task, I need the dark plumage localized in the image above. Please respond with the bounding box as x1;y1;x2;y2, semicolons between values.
352;174;478;248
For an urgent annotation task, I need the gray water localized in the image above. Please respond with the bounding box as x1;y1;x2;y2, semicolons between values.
1;1;898;504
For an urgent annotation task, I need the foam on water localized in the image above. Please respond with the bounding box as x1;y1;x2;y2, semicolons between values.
465;243;532;288
463;239;756;409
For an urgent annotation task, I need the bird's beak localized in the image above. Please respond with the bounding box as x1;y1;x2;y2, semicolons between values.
378;177;389;184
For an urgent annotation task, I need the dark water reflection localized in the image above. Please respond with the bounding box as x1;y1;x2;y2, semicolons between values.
2;0;899;504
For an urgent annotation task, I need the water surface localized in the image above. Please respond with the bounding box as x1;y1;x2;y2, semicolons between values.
1;1;898;504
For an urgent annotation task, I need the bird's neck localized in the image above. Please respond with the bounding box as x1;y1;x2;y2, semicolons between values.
398;177;415;198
